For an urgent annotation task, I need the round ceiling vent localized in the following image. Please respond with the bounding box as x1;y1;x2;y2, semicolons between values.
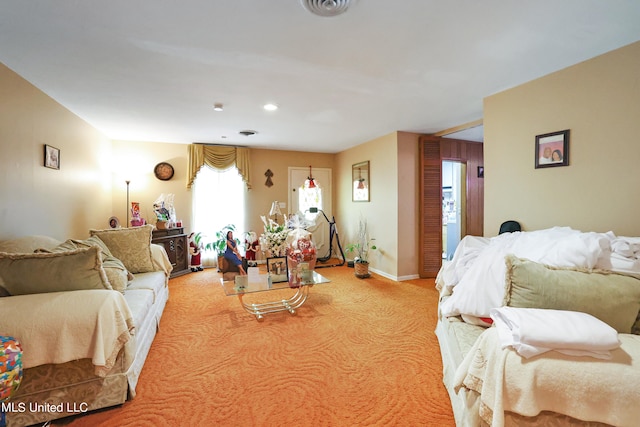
239;130;257;136
300;0;352;17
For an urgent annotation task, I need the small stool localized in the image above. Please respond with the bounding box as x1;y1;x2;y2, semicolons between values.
1;336;23;426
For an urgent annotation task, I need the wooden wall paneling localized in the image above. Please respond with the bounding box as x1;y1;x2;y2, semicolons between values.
419;136;443;278
465;142;484;236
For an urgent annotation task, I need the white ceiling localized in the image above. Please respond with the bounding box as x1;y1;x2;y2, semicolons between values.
1;1;640;152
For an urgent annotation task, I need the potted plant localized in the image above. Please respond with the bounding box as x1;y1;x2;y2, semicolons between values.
194;224;241;271
345;219;377;278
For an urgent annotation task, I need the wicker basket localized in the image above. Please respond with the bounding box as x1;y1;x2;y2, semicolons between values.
354;262;370;278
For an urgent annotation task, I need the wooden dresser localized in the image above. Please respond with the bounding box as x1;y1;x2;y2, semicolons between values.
151;227;190;278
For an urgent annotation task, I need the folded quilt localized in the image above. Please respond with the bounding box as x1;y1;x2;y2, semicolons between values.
453;327;640;427
0;289;134;376
490;306;620;359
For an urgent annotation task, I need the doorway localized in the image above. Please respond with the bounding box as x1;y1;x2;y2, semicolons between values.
288;167;333;259
419;136;483;278
442;161;466;260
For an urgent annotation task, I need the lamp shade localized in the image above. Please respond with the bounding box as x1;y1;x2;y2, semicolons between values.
269;201;282;217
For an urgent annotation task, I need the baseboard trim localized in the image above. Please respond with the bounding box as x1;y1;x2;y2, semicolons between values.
369;267;420;282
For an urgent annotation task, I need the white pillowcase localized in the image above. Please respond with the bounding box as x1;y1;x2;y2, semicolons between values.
490;306;620;359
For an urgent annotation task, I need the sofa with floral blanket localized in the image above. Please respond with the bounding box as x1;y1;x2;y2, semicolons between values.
0;225;171;427
435;227;640;426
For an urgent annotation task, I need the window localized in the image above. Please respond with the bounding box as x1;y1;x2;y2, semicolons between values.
298;177;322;221
192;166;245;264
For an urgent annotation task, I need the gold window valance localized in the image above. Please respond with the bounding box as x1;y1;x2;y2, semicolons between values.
187;144;251;189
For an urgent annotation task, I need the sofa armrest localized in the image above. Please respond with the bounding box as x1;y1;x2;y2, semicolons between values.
151;243;173;276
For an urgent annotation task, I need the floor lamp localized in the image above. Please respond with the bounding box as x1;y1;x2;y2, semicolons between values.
125;180;130;228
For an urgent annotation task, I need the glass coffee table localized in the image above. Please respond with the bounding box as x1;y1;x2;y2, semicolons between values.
219;271;330;321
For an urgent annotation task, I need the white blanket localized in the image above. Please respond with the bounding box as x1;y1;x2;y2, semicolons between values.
454;327;640;427
440;227;613;318
0;289;134;377
490;306;620;359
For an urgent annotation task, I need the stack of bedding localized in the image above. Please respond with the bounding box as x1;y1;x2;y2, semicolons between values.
435;227;640;426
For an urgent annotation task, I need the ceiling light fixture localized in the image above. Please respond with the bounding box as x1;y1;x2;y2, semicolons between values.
263;103;278;111
213;103;224;111
300;0;352;17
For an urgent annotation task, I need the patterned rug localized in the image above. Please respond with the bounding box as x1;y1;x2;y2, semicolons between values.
57;265;455;426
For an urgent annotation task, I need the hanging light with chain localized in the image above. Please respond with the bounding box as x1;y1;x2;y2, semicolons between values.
307;165;316;188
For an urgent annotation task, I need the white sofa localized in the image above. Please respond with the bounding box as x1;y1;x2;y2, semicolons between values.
435;228;640;426
0;225;171;427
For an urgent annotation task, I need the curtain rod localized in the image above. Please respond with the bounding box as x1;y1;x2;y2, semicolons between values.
192;142;250;148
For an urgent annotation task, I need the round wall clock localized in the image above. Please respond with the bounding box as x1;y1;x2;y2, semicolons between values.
154;162;174;181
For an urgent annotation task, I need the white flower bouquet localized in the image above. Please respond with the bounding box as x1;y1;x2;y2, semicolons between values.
259;216;289;257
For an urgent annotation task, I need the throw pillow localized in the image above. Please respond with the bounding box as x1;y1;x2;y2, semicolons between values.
0;246;112;296
504;255;640;334
90;225;155;274
38;237;129;293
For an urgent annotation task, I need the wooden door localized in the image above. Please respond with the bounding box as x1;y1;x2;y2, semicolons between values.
419;137;443;278
419;136;484;278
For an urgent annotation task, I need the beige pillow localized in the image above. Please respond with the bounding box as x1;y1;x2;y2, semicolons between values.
90;225;155;274
0;246;112;296
504;255;640;334
39;236;129;293
0;235;62;254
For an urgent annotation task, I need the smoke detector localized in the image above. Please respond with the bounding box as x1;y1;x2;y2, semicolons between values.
239;130;257;136
300;0;352;17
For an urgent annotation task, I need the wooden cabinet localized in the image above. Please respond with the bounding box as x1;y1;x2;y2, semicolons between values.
151;227;190;278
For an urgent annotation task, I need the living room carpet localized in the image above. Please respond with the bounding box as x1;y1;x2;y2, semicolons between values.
57;265;455;426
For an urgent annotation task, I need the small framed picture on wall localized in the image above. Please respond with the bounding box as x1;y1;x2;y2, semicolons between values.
535;130;569;169
44;144;60;169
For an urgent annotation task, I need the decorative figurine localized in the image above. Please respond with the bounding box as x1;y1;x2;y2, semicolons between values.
188;232;203;272
245;231;259;267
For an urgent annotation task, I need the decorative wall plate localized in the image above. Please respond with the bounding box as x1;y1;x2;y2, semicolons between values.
154;162;174;181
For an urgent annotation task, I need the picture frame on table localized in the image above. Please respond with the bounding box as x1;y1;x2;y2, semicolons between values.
108;216;120;229
266;256;288;283
535;129;569;169
44;144;60;169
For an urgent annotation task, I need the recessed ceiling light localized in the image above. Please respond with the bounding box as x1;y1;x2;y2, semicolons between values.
213;103;224;111
263;103;278;111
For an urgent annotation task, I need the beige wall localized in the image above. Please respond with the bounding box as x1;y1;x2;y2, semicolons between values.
397;131;421;279
484;41;640;237
0;63;112;240
111;140;190;231
335;131;421;280
336;133;397;278
246;148;335;238
110;144;335;237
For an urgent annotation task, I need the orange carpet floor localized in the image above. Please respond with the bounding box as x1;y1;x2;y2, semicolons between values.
57;265;455;426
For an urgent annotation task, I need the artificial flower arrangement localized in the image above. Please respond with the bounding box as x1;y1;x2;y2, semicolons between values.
259;216;289;257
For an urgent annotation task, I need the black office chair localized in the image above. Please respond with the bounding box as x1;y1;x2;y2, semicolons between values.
499;220;521;234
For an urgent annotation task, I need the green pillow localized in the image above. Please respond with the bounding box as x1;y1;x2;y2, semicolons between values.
90;225;155;274
504;255;640;334
0;246;112;296
39;236;129;293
